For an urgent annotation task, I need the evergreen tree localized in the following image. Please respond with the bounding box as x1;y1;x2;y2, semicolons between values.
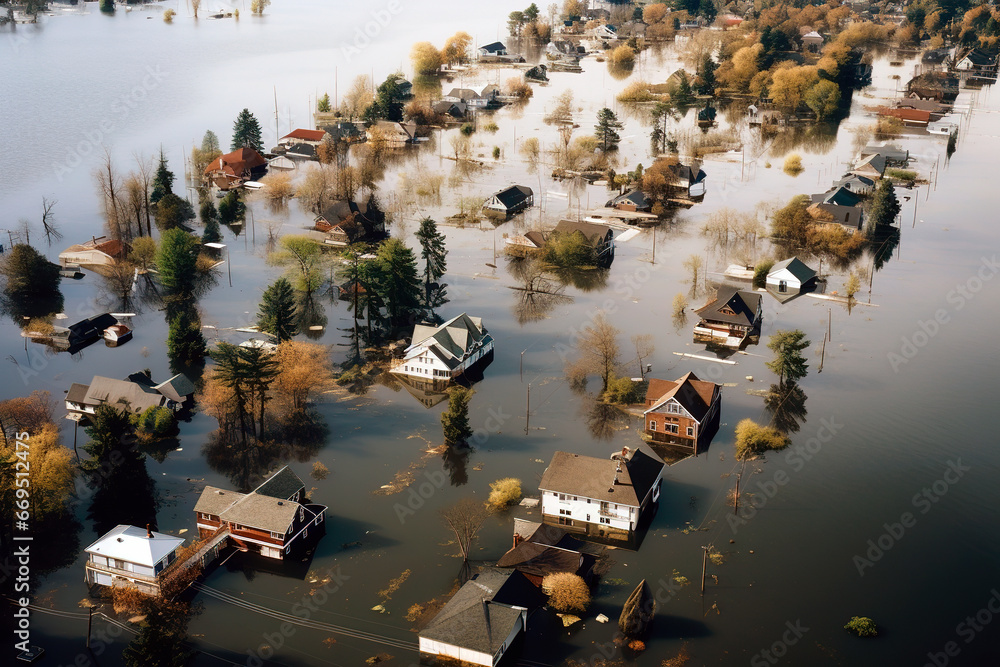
673;72;694;106
150;148;174;204
202;217;222;245
441;387;473;447
696;55;717;96
231;108;264;153
867;179;901;230
154;193;195;231
167;309;207;367
83;403;139;470
414;217;448;307
765;329;810;386
362;75;406;124
375;238;422;328
650;101;679;154
594;107;624;152
155;229;199;295
257;277;298;342
201;130;221;154
317;93;332;113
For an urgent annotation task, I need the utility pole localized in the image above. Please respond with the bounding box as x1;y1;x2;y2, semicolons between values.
700;545;710;595
520;348;527;382
227;245;232;288
86;606;93;649
525;383;530;435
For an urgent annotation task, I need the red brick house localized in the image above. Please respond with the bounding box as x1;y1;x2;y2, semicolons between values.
193;467;326;560
643;372;721;451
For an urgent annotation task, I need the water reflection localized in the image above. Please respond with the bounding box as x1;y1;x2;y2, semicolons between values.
442;444;470;487
295;294;328;340
764;382;809;435
583;400;631;442
87;455;159;537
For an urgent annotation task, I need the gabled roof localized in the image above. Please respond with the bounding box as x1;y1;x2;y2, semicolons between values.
221;493;300;534
959;48;995;67
193;486;246;516
489;185;533;209
694;287;762;327
607;189;651;209
408;313;491;370
85;525;183;567
852;153;887;175
480;41;506;53
644;372;719;422
285;142;318;158
204;147;267;177
154;374;196;404
833;174;874;190
496;542;584;578
538;448;664;506
254;466;305;500
811;186;862;207
281;128;326;142
420;570;531;655
60;236;130;260
552;220;611;246
768;257;816;283
68;313;118;339
79;376;169;413
446;88;481;101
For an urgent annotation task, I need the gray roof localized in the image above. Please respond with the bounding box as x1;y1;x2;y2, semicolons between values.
446;88;481;101
221;493;299;534
408;313;491;370
254;466;305;500
154;374;196;404
81;376;170;413
553;220;612;246
811;186;861;207
420;570;527;655
193;486;246;516
768;257;817;283
694;287;762;328
67;383;90;404
538;448;664;507
606;189;651;210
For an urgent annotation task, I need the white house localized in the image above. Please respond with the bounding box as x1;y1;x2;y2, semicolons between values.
593;24;618;40
278;128;327;148
392;314;494;387
443;88;489;109
478;41;508;58
58;236;131;268
538;447;664;541
419;570;533;667
766;257;817;294
84;525;184;596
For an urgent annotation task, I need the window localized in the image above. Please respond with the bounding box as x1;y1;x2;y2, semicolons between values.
778;280;787;294
271;531;283;539
687;426;694;437
600;517;611;525
668;403;679;414
650;421;657;431
670;424;679;434
559;508;571;516
557;517;573;526
299;508;304;521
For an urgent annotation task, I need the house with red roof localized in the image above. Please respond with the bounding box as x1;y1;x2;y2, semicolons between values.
203;147;268;190
59;236;131;268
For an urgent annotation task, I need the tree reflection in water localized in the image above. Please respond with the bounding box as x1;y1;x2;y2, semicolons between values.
442;444;470;487
765;382;809;435
584;400;632;442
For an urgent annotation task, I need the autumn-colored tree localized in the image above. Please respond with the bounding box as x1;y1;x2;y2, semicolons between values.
542;572;591;613
567;313;621;392
442;31;472;65
272;341;334;412
411;41;442;76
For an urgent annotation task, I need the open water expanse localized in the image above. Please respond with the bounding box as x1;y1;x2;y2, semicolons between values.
1;2;999;665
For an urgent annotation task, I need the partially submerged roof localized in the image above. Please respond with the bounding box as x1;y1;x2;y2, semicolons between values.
408;313;491;370
79;376;171;413
480;41;506;53
204;147;267;177
811;186;862;207
490;185;533;209
254;466;306;500
154;374;196;404
221;493;299;534
694;287;762;327
553;220;611;245
420;570;530;655
768;257;817;283
281;128;326;142
538;448;664;506
85;525;183;567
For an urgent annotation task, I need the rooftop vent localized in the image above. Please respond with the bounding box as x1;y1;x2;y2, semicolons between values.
277;501;284;505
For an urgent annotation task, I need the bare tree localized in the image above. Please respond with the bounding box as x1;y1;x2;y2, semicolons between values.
18;218;31;246
631;333;655;378
683;254;704;294
133;152;154;236
441;498;491;561
569;312;621;392
95;149;127;241
124;174;146;241
341;75;374;121
40;198;61;246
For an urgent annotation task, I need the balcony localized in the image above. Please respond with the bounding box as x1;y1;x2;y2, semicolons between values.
86;560;159;584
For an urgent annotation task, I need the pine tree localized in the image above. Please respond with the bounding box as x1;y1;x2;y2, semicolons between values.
867;179;901;230
317;93;332;113
150;148;174;204
167;309;207;367
673;72;694;106
155;228;198;295
83;403;139;470
257;278;298;342
594;107;624;152
414;217;448;308
231;108;264;153
375;238;422;328
696;56;717;96
441;387;473;447
765;329;810;386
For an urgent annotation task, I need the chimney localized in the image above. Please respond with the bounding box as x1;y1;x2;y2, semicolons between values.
146;524;153;539
513;533;522;548
621;446;630;459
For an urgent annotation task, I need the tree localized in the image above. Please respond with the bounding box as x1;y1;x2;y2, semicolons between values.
867;179;900;229
155;228;199;295
411;42;442;76
364;74;408;124
542;572;591;613
258;278;298;342
130;237;157;271
805;80;840;120
683;254;703;288
150;148;174;204
375;238;422;327
619;580;655;639
167;309;207;368
696;55;717;96
441;387;473;447
569;313;620;392
415;217;448;308
650;101;679;154
191;131;222;177
341;75;374;121
845;272;861;301
766;329;810;386
542;231;598;269
250;0;270;15
155;193;195;231
276;235;325;296
734;418;790;459
595;107;624;151
770;195;811;247
486;478;522;510
202;208;222;244
0;422;73;522
210;342;278;441
83;403;140;470
442;31;472;65
231;108;264;153
672;72;694;106
631;334;655;378
441;498;490;561
272;341;334;412
317;93;331;113
0;244;60;300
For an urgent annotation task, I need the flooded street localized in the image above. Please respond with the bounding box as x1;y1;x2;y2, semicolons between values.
2;2;1000;666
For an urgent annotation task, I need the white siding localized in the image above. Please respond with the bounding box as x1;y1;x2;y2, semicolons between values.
540;490;636;532
419;638;493;667
766;267;803;290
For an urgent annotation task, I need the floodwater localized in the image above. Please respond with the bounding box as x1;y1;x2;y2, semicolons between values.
2;2;1000;666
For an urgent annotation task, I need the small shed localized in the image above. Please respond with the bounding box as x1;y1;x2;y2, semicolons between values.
766;257;817;294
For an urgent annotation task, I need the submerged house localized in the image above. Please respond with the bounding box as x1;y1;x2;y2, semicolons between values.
84;524;184;596
662;161;707;198
313;197;386;246
478;41;508;59
497;519;596;587
831;174;875;196
194;466;326;560
66;371;195;420
483;185;533;217
59;236;131;268
693;287;763;347
277;128;327;149
606;189;652;213
643;372;721;450
203;147;268;190
538;447;665;542
552;220;615;258
906;72;960;102
368;120;417;147
806;201;865;233
766;256;817;294
391;313;495;388
443;88;488;109
419;569;539;667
